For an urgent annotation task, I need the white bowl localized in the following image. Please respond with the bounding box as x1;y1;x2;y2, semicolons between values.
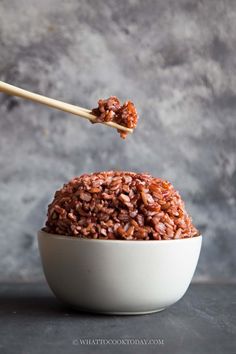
38;230;202;315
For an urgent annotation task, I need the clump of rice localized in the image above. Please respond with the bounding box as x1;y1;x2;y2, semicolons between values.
44;171;199;240
92;96;138;139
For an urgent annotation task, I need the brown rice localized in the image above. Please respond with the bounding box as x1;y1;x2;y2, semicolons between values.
44;171;199;240
92;97;138;138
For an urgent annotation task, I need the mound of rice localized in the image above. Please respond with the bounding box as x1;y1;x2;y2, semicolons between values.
44;171;199;240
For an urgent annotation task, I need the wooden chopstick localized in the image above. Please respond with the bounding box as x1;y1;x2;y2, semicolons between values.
0;81;133;133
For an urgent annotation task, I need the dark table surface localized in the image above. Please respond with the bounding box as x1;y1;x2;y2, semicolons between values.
0;283;235;354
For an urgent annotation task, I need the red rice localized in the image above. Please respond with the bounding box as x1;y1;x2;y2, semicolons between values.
44;171;199;240
92;97;138;138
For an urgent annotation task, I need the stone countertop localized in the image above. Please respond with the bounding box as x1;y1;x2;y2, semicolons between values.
0;283;235;354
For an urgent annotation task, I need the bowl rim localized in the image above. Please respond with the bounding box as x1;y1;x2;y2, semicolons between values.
38;229;202;244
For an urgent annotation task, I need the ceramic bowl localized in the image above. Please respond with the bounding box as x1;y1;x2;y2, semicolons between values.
38;230;202;315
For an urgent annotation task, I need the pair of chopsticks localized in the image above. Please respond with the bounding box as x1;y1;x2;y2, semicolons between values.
0;81;133;134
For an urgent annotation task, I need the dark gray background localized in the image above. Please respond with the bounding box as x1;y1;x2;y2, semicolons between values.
0;0;235;282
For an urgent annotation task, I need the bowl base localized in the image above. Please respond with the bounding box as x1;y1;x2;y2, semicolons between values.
101;308;166;315
68;305;166;315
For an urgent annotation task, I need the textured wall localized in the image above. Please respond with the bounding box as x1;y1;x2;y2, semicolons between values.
0;0;235;282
